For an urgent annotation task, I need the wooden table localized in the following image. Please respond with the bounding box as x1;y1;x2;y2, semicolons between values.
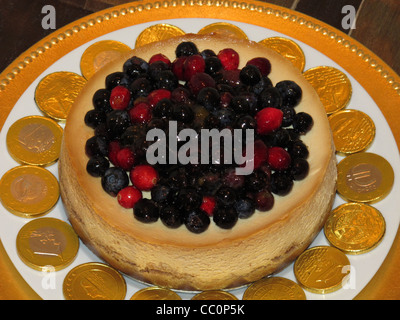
1;0;399;75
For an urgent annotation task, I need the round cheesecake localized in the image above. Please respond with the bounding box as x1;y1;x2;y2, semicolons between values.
59;33;337;291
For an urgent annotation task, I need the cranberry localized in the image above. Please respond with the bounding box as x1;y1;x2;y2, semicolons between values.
253;139;269;170
108;140;121;166
149;53;171;66
109;85;131;110
147;89;171;108
200;196;216;216
187;72;216;96
183;54;205;80
255;107;283;135
217;48;239;70
129;102;152;124
117;186;142;209
171;56;186;81
267;147;291;171
130;164;159;191
246;57;271;76
255;189;274;211
116;147;135;171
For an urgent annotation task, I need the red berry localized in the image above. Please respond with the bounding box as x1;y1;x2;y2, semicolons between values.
130;165;159;191
200;196;216;216
149;53;171;66
110;85;131;110
253;140;269;170
255;189;274;211
147;89;171;108
129;102;152;124
108;140;121;166
171;56;186;81
255;107;283;135
116;147;135;170
246;57;271;76
183;54;205;80
267;147;291;170
117;186;142;209
188;72;216;96
218;48;239;70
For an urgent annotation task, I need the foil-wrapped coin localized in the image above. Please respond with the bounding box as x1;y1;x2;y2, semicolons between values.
130;286;181;300
6;116;63;166
242;277;306;300
294;246;351;294
0;165;59;218
329;109;375;155
303;66;352;114
35;71;87;121
135;24;185;48
198;22;248;39
63;262;126;300
80;40;131;80
192;290;238;300
324;202;385;254
259;37;305;72
337;152;394;203
16;218;79;271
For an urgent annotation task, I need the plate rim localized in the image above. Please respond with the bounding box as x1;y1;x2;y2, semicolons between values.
0;0;400;300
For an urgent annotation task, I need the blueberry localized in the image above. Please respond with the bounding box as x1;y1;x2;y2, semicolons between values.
213;206;238;229
288;140;309;159
133;198;159;223
258;87;282;109
213;107;236;128
235;115;256;131
175;41;199;57
92;89;112;112
184;209;210;233
251;76;273;95
123;56;149;80
86;155;110;177
105;72;126;90
215;186;237;206
153;98;174;118
293;112;313;134
275;80;302;108
172;103;194;123
204;56;222;77
200;49;217;59
130;77;153;99
176;187;202;211
240;65;262;86
235;197;256;219
271;172;293;196
85;135;108;157
245;170;270;192
290;158;309;180
255;189;274;211
154;70;178;91
281;105;296;127
196;87;220;111
148;60;170;80
160;205;183;228
230;95;251;115
106;110;131;138
84;109;106;129
151;184;173;203
101;167;129;197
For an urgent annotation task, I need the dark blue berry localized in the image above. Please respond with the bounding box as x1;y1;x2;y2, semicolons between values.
154;70;178;91
105;72;125;90
288;140;309;159
271;172;293;196
134;198;159;223
213;107;236;128
176;187;202;211
106;110;131;138
235;197;255;219
101;167;129;197
172;103;194;123
184;209;210;233
153;98;174;118
257;87;282;109
123;56;149;80
175;41;199;57
213;206;238;229
86;155;110;177
85;136;108;157
281;105;296;127
275;80;302;108
92;89;112;112
84;109;106;129
197;87;220;111
160;205;183;228
293;112;313;134
290;158;309;180
215;186;237;206
240;65;262;86
204;56;222;77
130;77;153;98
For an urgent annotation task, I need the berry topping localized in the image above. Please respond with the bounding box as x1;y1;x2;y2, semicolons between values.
130;164;159;191
117;186;142;209
255;107;283;135
85;40;314;233
217;48;239;70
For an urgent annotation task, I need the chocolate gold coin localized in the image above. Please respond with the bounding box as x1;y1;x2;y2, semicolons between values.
192;290;238;300
294;246;351;294
63;262;126;300
80;40;131;80
329;109;375;155
35;71;87;121
16;218;79;271
135;24;185;48
337;152;394;203
324;203;385;254
6;116;63;166
198;22;248;40
259;37;305;72
242;277;306;300
0;165;59;217
303;66;352;114
130;286;181;300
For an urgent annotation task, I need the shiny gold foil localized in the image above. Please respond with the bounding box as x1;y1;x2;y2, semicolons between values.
0;165;59;218
191;290;238;300
135;23;186;48
6;116;63;166
294;246;351;294
16;218;79;271
34;71;87;121
63;262;126;300
80;40;132;80
303;66;352;114
197;22;248;40
130;286;181;300
242;277;306;300
337;152;394;203
259;37;306;72
325;202;385;254
329;109;375;155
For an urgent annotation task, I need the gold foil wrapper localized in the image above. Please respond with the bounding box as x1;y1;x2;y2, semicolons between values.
135;23;185;48
243;277;306;300
63;262;126;300
197;22;248;40
130;286;181;300
191;290;238;300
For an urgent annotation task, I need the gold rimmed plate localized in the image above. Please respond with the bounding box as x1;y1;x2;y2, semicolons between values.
0;0;400;300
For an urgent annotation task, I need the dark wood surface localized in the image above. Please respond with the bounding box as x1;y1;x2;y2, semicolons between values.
1;0;399;75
